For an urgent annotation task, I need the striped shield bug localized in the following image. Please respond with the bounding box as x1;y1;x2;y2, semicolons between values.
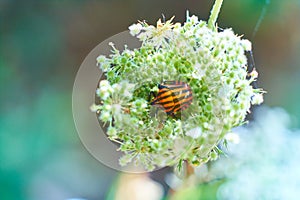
150;80;193;116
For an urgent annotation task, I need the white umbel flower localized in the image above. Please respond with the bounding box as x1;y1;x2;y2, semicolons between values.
93;12;265;171
129;23;143;36
186;127;202;139
225;132;240;144
251;93;264;105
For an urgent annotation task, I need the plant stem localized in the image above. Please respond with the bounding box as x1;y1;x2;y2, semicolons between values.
208;0;224;30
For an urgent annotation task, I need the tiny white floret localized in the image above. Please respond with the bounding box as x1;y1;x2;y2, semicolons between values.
186;127;202;138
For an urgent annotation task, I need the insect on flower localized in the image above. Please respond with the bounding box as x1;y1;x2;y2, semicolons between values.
151;81;193;116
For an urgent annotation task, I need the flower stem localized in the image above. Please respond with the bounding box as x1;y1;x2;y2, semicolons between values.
208;0;224;30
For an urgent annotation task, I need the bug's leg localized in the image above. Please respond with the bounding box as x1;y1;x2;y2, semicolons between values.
172;113;177;119
149;91;156;103
174;111;182;120
166;108;176;118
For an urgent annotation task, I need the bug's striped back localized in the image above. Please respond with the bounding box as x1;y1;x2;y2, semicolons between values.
151;81;193;115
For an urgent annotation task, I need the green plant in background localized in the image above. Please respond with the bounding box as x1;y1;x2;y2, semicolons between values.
92;0;264;171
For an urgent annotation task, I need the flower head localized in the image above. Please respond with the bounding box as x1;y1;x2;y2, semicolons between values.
94;12;265;171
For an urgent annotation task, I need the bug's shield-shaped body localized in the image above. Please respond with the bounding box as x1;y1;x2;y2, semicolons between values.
151;81;193;115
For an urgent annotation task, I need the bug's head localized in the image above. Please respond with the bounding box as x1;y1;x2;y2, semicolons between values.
158;83;168;90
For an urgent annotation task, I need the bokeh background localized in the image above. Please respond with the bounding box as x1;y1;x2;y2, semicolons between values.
1;0;300;199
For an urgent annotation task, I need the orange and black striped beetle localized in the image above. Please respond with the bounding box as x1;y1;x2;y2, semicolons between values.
150;80;193;116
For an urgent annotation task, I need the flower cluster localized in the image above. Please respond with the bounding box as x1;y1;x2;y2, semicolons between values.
92;13;264;171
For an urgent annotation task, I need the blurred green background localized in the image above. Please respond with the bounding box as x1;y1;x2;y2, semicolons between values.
1;0;300;199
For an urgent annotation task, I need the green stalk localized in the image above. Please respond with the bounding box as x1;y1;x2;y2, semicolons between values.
208;0;224;30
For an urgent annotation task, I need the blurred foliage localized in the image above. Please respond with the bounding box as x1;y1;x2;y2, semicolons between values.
169;179;224;200
1;0;300;199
